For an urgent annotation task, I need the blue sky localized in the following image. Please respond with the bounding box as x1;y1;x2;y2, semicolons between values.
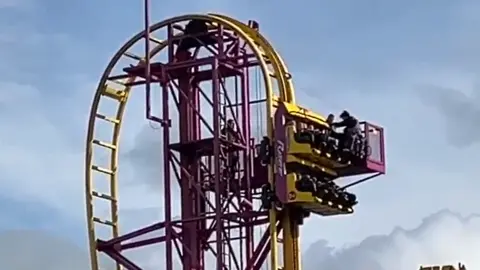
2;0;480;269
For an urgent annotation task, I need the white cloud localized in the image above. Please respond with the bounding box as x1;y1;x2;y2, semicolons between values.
303;210;480;270
418;83;480;148
0;3;480;270
0;230;88;270
0;80;87;218
2;210;477;270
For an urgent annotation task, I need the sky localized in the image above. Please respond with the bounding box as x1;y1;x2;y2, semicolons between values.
1;0;480;269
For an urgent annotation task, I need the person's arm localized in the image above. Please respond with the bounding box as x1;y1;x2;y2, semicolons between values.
332;120;347;127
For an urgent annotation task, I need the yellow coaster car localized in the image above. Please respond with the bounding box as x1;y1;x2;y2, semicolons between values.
287;125;350;169
283;173;355;216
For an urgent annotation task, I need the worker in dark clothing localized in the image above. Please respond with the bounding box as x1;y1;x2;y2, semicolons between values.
184;19;208;35
332;110;360;151
221;119;241;144
221;119;240;177
178;19;209;51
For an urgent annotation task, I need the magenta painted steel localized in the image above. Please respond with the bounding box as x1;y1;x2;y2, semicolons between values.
95;18;273;270
92;8;387;270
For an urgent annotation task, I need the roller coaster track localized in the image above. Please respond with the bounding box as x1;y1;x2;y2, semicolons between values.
85;13;298;270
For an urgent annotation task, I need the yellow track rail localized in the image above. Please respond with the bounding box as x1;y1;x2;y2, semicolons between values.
209;14;299;270
84;13;297;270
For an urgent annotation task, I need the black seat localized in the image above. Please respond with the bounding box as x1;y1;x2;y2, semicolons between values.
295;129;315;145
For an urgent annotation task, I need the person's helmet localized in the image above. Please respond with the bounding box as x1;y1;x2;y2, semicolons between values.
340;110;350;119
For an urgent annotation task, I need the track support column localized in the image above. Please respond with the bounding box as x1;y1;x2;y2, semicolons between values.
282;207;301;270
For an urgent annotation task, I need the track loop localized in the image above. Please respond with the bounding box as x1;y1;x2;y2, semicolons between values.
210;13;296;104
87;82;129;270
85;13;295;270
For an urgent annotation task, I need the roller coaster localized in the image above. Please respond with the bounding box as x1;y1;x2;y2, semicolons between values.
85;11;386;270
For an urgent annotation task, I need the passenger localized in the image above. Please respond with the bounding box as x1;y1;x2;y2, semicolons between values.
314;114;336;149
325;113;340;151
296;125;315;145
332;110;360;151
221;119;240;177
326;113;335;126
325;114;337;138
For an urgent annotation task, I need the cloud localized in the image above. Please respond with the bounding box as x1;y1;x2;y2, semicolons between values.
303;210;480;270
0;0;477;220
123;125;165;189
0;1;96;217
0;230;88;270
6;209;475;270
1;2;480;270
0;79;88;218
418;84;480;148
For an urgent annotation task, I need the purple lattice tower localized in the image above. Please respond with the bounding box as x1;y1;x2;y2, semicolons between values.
96;18;274;270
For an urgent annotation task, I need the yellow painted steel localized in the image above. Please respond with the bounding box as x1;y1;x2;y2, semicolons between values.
286;155;337;178
281;102;328;127
210;14;296;104
282;207;301;270
85;13;298;270
286;174;325;204
210;15;303;270
209;14;298;270
285;174;353;216
286;126;350;169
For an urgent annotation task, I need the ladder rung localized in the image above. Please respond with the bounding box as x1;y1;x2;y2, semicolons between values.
109;80;127;87
102;86;126;101
259;51;268;60
108;74;130;81
172;24;183;31
95;113;120;124
92;165;115;175
124;80;149;87
92;191;116;201
207;21;219;27
92;139;117;150
123;51;143;61
93;217;115;226
149;36;165;45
